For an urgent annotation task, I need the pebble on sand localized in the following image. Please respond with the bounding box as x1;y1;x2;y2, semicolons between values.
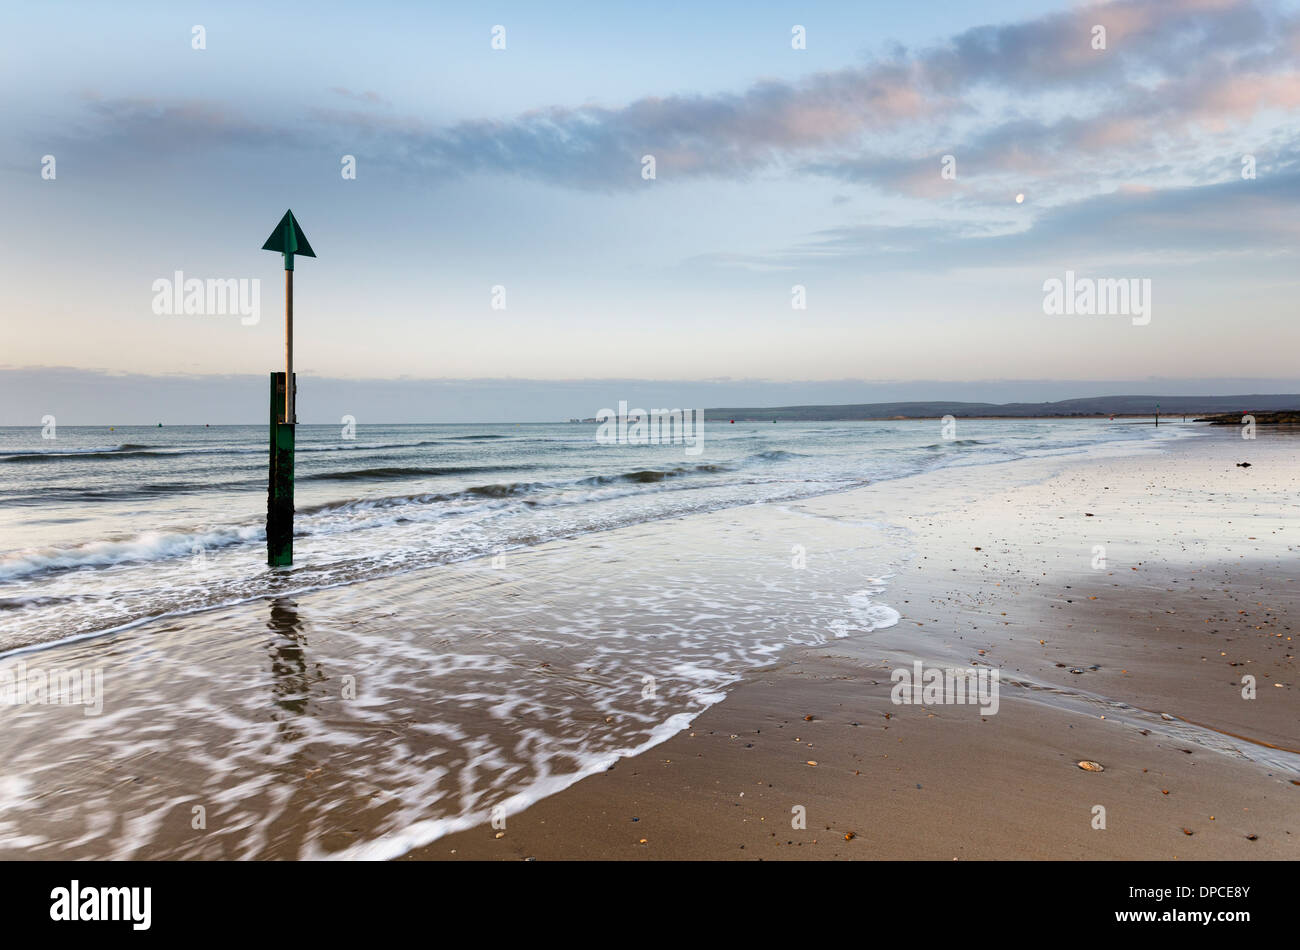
1077;760;1104;772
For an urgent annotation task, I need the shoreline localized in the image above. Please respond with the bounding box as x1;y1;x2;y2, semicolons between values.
406;426;1299;859
0;424;1294;859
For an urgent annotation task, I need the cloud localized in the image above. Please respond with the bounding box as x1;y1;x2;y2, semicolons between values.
42;0;1300;202
65;96;286;160
330;87;390;107
336;0;1291;191
690;169;1300;271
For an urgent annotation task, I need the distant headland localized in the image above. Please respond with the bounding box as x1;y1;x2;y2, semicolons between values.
696;395;1300;422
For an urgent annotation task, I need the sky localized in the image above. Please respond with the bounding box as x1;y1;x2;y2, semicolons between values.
2;0;1299;422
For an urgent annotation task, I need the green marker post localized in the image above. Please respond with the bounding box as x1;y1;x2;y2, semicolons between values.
267;370;295;564
261;210;316;566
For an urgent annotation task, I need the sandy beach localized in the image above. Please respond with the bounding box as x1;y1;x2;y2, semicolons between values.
0;423;1295;860
409;424;1299;860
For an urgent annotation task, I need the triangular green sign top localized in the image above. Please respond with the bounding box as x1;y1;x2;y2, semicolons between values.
261;209;316;269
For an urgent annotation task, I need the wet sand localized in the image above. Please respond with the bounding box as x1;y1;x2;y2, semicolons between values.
1;425;1295;859
410;426;1299;859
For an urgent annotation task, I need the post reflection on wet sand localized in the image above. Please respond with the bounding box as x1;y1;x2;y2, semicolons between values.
266;598;317;724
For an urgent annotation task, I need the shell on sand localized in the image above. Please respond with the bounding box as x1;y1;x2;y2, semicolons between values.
1077;760;1105;772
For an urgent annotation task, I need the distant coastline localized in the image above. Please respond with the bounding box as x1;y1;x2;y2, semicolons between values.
693;394;1300;423
1194;410;1300;425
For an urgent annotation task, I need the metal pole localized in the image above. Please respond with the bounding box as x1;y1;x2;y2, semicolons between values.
285;268;294;424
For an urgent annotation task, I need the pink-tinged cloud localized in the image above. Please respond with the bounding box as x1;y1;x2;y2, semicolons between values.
58;0;1300;198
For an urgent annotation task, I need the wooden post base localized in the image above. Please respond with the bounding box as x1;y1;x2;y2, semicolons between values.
268;371;296;566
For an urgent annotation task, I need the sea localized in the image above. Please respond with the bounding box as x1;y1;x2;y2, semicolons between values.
0;418;1173;653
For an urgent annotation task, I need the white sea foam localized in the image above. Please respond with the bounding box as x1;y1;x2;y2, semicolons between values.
0;524;264;582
